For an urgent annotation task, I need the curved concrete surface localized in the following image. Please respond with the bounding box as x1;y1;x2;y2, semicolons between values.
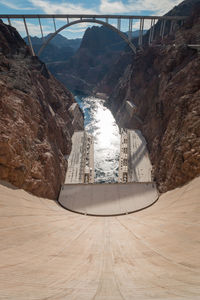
58;182;158;216
0;177;200;300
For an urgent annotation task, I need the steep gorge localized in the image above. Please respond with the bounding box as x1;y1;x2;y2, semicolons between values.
0;20;84;199
48;26;127;94
104;9;200;192
0;0;199;199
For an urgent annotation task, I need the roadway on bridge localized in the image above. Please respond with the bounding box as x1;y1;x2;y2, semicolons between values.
0;177;199;299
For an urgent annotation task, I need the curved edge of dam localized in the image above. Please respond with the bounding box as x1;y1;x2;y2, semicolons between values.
58;182;159;216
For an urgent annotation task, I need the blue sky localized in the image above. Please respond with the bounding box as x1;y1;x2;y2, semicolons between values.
0;0;183;38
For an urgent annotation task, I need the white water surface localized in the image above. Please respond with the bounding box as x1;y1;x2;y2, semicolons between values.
75;95;120;183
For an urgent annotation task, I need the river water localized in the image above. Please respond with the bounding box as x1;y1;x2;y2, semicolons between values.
75;95;120;183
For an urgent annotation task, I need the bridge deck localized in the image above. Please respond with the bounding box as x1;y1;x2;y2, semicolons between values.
0;14;187;20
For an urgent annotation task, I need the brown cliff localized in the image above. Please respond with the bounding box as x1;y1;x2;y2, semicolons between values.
106;11;200;192
0;20;84;199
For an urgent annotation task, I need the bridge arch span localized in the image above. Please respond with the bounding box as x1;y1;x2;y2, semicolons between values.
38;18;137;56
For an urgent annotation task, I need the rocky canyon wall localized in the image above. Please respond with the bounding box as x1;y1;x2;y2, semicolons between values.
106;10;200;192
0;20;84;199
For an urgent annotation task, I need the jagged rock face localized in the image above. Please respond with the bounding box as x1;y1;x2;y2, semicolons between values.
106;11;200;192
80;26;125;54
0;20;84;199
95;51;133;96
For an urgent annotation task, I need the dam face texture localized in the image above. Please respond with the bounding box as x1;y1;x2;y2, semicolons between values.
0;176;199;299
1;123;199;299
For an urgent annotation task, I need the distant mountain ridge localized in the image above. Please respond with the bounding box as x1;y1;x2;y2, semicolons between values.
24;26;145;94
25;0;199;94
47;26;144;94
24;33;81;49
24;33;82;63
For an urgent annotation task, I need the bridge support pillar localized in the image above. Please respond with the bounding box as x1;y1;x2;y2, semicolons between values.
53;17;56;32
23;18;35;57
117;18;121;31
148;19;155;45
7;17;11;26
38;17;45;42
160;19;166;39
170;20;175;35
138;18;144;47
128;18;133;41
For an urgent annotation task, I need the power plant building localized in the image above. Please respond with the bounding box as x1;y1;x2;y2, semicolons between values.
65;131;94;184
119;129;152;183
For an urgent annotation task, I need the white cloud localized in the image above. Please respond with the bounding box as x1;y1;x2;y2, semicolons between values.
127;0;183;15
2;0;183;16
0;0;34;10
131;19;152;30
67;27;88;33
62;22;95;29
76;22;94;28
66;22;96;33
29;0;97;14
99;0;129;14
11;20;51;37
99;0;183;15
26;0;184;25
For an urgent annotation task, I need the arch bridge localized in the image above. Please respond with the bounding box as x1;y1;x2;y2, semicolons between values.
0;14;187;56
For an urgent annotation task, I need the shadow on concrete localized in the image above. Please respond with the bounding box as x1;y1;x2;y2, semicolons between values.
58;182;158;216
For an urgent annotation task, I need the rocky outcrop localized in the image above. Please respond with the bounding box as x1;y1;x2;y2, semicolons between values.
0;20;84;199
106;9;200;192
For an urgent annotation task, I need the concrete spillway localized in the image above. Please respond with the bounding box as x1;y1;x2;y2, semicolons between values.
0;177;200;299
59;182;158;216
